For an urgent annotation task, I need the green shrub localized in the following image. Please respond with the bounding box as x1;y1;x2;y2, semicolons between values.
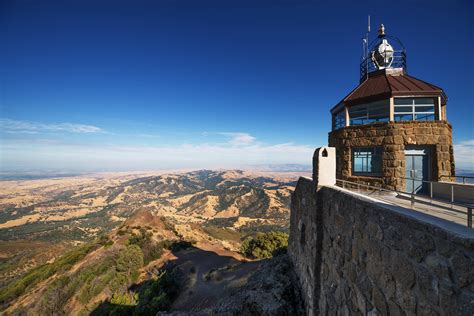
110;291;138;306
203;225;242;242
133;268;181;315
0;243;97;305
158;239;193;252
37;244;144;312
203;226;242;242
127;229;152;247
141;242;164;265
240;231;289;259
126;228;165;264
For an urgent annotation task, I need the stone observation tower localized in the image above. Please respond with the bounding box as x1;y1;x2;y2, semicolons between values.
328;24;455;192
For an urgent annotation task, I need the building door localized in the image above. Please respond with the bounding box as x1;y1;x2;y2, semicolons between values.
405;146;431;194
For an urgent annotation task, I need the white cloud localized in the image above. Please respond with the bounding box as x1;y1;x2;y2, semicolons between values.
0;139;316;171
454;139;474;169
218;132;257;146
0;125;319;171
136;133;160;138
0;118;103;134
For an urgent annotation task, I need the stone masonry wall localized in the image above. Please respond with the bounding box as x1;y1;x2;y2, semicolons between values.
328;121;455;191
289;177;319;315
289;180;474;315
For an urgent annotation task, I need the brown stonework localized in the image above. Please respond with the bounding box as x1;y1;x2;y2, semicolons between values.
328;121;455;191
289;181;474;315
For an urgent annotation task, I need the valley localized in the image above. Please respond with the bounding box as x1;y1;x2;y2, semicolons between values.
0;169;307;314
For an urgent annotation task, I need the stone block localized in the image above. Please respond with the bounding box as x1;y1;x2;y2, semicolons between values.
393;135;403;144
391;254;416;290
450;250;473;288
387;300;403;316
404;127;414;135
383;136;395;144
371;286;388;315
403;135;417;144
414;127;428;134
439;135;449;143
424;253;452;284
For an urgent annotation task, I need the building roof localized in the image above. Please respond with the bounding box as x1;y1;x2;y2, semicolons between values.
331;68;447;112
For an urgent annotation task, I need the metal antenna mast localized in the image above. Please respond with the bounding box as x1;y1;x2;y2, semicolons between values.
365;15;371;81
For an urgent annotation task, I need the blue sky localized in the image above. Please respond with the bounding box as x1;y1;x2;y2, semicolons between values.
1;0;473;171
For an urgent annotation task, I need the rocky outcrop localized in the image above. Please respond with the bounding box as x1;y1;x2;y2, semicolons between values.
214;254;304;315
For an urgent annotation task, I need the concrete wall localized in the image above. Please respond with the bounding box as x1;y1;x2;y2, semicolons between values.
328;121;455;191
289;179;474;315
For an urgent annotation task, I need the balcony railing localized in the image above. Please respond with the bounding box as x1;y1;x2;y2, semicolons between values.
336;178;473;228
439;175;474;184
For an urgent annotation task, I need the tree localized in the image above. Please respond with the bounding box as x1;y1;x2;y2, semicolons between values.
240;231;289;259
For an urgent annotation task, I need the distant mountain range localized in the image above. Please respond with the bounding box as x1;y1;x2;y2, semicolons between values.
0;170;298;241
0;164;312;180
245;164;312;172
0;169;303;314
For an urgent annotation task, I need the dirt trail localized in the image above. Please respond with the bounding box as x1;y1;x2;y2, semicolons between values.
169;242;260;313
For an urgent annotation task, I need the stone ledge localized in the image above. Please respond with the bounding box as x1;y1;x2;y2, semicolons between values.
322;185;474;240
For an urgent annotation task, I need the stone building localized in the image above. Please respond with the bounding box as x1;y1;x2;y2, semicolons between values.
328;25;455;192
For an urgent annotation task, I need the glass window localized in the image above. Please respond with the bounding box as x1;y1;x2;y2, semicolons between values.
414;98;435;105
394;114;412;121
394;98;412;106
349;100;389;125
415;113;435;121
334;110;345;129
352;147;383;175
394;97;436;121
415;106;435;112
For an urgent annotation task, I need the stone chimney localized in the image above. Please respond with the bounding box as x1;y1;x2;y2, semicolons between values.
312;147;336;187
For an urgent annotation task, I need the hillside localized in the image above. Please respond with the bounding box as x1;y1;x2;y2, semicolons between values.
0;170;298;239
0;169;306;314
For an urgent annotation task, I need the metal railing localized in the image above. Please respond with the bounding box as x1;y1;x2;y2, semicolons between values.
400;177;474;206
360;50;406;82
336;178;473;228
439;175;474;184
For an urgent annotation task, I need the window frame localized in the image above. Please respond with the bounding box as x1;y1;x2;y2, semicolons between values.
352;146;383;176
394;97;436;121
334;110;346;130
349;100;390;126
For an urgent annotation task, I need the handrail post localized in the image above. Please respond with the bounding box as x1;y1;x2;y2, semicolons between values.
451;185;454;208
467;207;472;228
430;182;433;203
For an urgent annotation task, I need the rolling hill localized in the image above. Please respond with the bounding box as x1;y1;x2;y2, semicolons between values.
0;169;306;314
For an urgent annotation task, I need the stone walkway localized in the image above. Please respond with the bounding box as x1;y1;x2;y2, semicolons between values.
342;187;472;228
